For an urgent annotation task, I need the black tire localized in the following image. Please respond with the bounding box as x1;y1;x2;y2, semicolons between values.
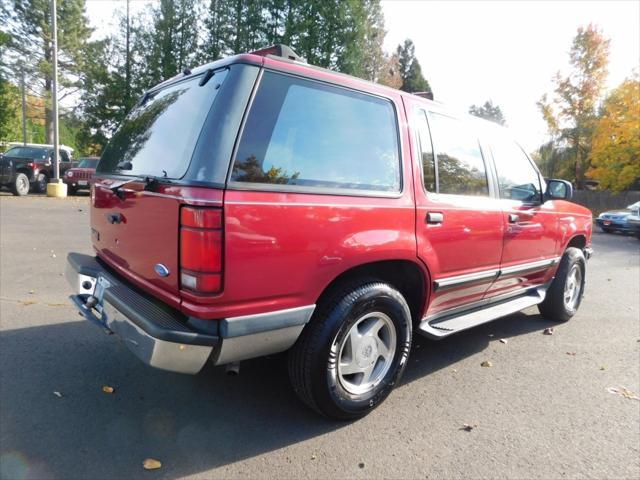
34;173;48;193
538;247;586;322
10;173;30;196
600;226;613;233
288;280;412;420
68;185;77;195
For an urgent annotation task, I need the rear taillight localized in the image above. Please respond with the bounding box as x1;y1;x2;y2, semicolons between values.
180;207;223;294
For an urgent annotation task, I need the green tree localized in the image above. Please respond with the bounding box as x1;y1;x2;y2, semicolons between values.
0;30;20;142
395;39;431;93
469;100;506;125
142;0;201;86
538;24;610;188
1;0;94;144
201;0;234;60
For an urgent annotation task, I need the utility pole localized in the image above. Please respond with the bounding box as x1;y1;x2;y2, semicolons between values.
20;68;27;146
124;0;131;109
47;0;66;197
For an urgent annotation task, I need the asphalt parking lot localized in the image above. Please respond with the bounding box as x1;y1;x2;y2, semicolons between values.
1;192;639;480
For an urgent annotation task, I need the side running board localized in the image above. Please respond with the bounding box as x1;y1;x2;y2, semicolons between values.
418;288;547;339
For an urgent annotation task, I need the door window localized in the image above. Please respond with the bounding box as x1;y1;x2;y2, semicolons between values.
490;135;542;203
428;113;488;196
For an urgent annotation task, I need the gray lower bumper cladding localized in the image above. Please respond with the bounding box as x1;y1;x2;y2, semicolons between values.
66;253;314;374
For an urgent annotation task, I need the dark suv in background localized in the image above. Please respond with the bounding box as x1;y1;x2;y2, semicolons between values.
0;143;74;195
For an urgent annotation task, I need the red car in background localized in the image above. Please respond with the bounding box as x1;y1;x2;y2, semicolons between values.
64;157;99;194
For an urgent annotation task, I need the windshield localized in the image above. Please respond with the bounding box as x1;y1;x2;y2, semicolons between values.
4;147;47;159
98;69;228;179
77;158;99;168
627;201;640;210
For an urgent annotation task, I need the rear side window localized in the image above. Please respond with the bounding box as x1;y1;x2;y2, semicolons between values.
231;72;400;194
490;135;542;203
429;113;488;197
98;69;228;179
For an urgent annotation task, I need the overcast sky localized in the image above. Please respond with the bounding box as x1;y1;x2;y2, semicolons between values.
381;0;639;151
86;0;639;152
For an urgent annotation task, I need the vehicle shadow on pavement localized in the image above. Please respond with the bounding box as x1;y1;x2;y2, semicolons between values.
0;311;554;479
404;310;557;383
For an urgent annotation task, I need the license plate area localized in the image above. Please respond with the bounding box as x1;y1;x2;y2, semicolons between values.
93;276;111;317
78;180;88;186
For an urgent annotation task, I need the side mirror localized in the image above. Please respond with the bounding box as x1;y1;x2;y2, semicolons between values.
545;179;573;201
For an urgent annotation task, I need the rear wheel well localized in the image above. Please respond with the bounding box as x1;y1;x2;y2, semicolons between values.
315;260;427;326
566;235;586;251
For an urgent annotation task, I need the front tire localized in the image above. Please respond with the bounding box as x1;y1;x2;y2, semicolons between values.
538;247;586;322
11;173;30;196
288;280;412;420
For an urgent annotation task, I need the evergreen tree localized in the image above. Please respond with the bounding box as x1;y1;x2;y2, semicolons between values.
469;100;506;125
1;0;94;143
395;39;431;93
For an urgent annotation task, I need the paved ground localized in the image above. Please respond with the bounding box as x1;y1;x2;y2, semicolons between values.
1;192;639;480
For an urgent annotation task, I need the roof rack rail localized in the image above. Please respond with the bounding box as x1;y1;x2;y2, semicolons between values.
413;91;434;100
250;44;306;63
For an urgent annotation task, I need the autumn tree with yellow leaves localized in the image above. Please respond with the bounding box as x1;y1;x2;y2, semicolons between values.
587;76;640;192
538;24;610;188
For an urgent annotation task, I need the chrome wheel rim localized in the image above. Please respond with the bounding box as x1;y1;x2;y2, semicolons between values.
336;311;397;395
18;176;28;193
563;264;582;311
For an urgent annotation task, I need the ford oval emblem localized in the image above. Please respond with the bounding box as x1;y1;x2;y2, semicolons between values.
154;264;170;277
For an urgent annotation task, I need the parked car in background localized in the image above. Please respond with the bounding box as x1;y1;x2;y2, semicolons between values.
66;45;593;420
626;207;640;239
0;143;74;195
64;157;99;195
595;201;640;233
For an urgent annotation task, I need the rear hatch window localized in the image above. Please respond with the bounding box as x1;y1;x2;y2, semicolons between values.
98;69;229;179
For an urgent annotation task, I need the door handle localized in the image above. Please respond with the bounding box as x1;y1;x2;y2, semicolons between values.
508;213;519;223
426;212;444;224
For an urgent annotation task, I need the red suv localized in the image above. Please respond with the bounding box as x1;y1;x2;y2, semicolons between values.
67;45;593;419
64;157;99;194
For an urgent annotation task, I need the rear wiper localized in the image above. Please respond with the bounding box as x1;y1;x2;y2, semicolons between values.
143;173;172;192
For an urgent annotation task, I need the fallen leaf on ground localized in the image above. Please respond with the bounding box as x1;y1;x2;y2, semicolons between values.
543;328;554;335
606;387;639;401
310;454;317;460
499;338;508;344
53;391;63;398
358;462;365;468
102;385;115;394
460;423;477;432
565;352;576;356
143;458;162;470
600;366;606;371
480;360;493;368
452;368;458;373
28;289;35;294
51;254;57;258
20;300;37;306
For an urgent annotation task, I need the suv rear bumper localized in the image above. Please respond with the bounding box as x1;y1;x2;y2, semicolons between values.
66;253;314;373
